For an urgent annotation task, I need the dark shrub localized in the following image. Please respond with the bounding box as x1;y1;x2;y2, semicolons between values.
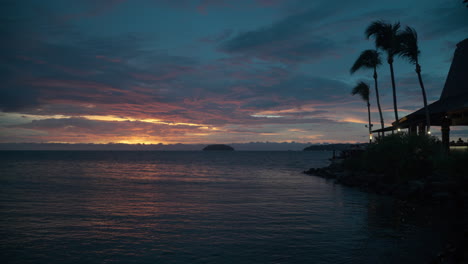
344;133;441;183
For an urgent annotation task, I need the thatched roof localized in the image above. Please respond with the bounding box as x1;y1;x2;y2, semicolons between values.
440;38;468;100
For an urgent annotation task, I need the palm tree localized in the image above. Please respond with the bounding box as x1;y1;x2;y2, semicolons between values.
352;81;372;142
350;49;384;136
366;21;402;128
398;26;430;134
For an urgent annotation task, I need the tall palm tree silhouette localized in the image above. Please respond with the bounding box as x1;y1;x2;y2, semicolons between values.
350;49;384;135
366;21;401;128
398;26;431;134
352;81;372;142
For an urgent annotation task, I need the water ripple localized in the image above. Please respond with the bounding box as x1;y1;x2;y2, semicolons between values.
0;151;459;263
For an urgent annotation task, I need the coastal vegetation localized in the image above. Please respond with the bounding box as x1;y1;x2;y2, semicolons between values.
305;133;468;199
344;17;468;187
342;134;441;182
325;15;468;260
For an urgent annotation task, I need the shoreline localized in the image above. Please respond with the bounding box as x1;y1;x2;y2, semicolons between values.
303;159;468;263
304;160;468;203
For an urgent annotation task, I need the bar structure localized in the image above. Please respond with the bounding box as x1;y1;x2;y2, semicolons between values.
372;38;468;153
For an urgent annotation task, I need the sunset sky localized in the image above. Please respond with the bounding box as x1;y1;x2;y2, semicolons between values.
1;0;467;144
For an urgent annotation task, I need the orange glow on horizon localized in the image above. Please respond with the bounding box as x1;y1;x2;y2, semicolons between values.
1;112;373;145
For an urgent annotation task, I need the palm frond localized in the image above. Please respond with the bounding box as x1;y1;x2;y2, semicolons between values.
365;20;387;39
398;26;420;65
350;49;382;73
366;20;401;57
351;81;370;102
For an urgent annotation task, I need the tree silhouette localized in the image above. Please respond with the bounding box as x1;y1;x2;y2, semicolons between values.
352;81;372;142
398;26;431;134
350;49;384;135
366;21;402;128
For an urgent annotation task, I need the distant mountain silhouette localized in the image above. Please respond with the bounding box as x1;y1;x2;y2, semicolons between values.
0;142;318;151
203;144;235;151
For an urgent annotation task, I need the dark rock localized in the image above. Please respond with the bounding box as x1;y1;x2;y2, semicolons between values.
432;192;451;201
408;180;425;190
392;184;410;198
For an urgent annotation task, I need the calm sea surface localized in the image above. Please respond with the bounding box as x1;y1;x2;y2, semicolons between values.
0;151;461;263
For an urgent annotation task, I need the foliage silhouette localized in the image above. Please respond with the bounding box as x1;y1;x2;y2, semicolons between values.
398;26;431;134
350;50;385;135
343;133;441;182
366;21;402;127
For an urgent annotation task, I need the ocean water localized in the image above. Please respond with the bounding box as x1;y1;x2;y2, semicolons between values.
0;151;460;263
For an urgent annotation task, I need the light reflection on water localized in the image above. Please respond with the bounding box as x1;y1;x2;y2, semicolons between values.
0;151;459;263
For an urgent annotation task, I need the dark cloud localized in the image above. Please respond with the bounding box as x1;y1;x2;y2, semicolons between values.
0;1;199;114
218;0;380;63
60;0;127;21
0;83;41;112
252;75;351;102
419;3;468;39
219;6;339;63
156;0;289;13
200;29;234;43
16;117;109;130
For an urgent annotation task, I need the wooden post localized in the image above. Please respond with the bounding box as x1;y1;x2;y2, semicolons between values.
441;117;451;155
418;123;426;135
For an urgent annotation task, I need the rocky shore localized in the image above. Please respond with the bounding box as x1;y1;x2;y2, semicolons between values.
303;160;468;263
304;161;467;203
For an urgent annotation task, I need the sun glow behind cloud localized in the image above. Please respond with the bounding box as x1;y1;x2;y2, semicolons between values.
81;115;220;130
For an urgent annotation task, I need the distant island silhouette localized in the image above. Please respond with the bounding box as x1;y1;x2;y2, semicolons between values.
303;143;361;151
203;144;235;151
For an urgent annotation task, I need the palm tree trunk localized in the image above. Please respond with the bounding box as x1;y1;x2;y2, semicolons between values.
367;102;372;143
389;59;399;128
416;64;430;133
373;67;385;137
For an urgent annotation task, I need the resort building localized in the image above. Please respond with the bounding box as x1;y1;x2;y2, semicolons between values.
373;38;468;153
